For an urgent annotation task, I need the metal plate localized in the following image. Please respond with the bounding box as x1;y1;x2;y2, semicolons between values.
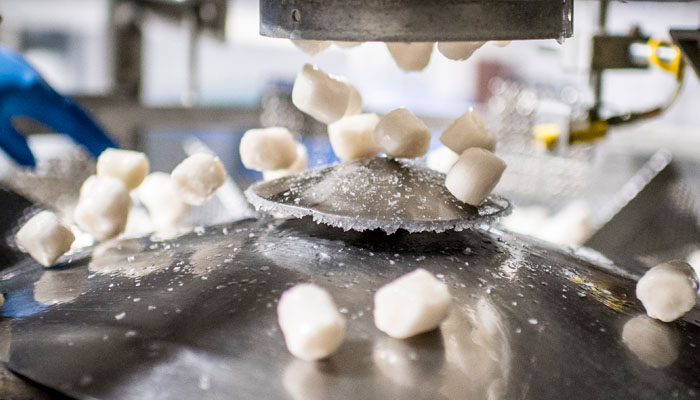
585;151;700;274
1;217;700;399
671;29;700;79
260;0;574;42
245;157;511;234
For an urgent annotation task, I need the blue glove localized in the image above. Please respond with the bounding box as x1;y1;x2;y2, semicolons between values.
0;45;116;167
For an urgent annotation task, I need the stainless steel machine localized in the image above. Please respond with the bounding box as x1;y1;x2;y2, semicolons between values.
0;1;700;399
259;0;574;42
1;187;700;399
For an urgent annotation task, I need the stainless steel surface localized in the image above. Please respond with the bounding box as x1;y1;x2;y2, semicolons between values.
671;29;700;79
260;0;574;42
1;215;700;399
585;150;700;273
245;157;510;234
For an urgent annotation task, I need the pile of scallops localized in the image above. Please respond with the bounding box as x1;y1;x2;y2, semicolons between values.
15;149;227;270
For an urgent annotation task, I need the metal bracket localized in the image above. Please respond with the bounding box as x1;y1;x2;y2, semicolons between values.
260;0;574;42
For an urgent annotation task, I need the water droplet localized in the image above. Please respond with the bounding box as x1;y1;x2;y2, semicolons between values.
528;318;538;325
115;312;126;320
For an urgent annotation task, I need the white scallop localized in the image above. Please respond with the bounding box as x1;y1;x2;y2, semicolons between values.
16;211;75;267
374;268;451;339
277;283;346;361
445;148;506;206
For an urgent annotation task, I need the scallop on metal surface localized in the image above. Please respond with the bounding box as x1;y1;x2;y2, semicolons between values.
245;156;510;233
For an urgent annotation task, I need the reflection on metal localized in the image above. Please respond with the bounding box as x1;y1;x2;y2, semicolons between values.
33;268;89;306
372;332;444;389
0;217;698;398
440;298;510;400
0;319;11;363
567;274;635;313
89;240;171;278
260;0;574;42
622;315;680;369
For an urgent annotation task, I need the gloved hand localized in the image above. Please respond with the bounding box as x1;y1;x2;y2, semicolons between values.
0;45;116;167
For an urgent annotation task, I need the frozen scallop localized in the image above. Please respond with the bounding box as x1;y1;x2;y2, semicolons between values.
292;64;362;124
636;260;698;322
240;127;298;171
437;41;485;61
445;148;506;206
138;172;191;229
171;153;227;206
16;211;75;267
96;148;149;190
328;113;380;161
386;42;434;71
426;145;460;174
74;175;131;241
291;39;331;56
374;268;451;339
440;109;497;154
346;85;362;118
373;108;431;159
277;283;346;361
263;143;308;181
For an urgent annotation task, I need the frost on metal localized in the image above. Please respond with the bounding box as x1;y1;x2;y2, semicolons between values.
245;157;510;234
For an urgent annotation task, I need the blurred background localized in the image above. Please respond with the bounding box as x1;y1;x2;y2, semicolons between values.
0;0;699;270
